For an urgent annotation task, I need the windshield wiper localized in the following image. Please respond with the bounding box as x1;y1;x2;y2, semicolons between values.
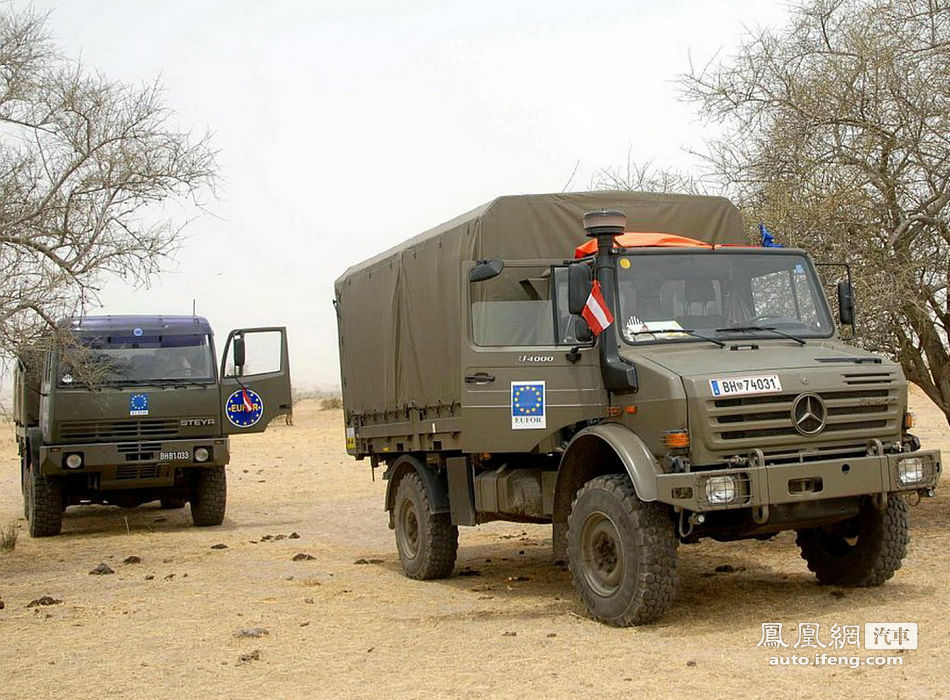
108;380;172;388
628;328;725;348
716;325;806;346
678;329;726;348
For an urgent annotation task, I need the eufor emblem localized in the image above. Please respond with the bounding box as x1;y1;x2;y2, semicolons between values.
225;388;264;428
511;381;546;430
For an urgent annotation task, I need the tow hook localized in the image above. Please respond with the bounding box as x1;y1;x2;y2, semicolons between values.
678;511;705;538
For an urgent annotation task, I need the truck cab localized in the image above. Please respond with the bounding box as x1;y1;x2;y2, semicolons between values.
14;315;292;536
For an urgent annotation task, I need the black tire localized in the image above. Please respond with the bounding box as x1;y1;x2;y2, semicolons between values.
393;471;458;580
567;474;677;626
160;495;187;510
26;457;64;537
190;467;227;527
796;494;909;587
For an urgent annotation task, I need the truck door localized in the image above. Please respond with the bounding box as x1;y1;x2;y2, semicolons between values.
461;260;606;452
219;327;292;434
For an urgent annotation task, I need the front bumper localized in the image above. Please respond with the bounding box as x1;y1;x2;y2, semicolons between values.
655;449;941;512
40;438;231;487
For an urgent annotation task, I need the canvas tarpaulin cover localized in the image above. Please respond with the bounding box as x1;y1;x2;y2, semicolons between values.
334;191;744;416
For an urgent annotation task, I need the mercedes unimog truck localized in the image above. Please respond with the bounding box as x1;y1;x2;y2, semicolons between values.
334;192;941;626
13;315;291;537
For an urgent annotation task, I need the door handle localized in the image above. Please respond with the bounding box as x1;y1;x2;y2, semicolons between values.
464;372;495;384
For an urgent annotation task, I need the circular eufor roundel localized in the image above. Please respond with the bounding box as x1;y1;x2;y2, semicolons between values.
225;388;264;428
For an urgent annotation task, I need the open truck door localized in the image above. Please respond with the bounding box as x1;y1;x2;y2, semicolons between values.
219;327;292;434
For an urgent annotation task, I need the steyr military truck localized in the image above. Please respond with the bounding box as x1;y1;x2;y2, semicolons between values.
334;192;941;626
13;315;291;536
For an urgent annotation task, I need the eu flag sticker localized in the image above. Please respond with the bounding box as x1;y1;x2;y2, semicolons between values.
511;381;545;430
129;393;149;416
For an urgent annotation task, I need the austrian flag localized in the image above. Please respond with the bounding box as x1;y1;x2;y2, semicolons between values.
581;280;614;335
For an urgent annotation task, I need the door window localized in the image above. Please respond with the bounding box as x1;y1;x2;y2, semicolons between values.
470;264;568;346
224;329;283;377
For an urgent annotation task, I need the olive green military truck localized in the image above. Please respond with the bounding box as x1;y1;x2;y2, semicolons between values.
13;315;291;536
334;192;941;626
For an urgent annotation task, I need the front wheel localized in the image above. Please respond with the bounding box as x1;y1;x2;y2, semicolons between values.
26;459;64;537
567;474;677;626
190;467;227;526
393;471;458;579
796;494;909;586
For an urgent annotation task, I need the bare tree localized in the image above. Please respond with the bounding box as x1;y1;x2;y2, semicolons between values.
0;6;216;357
592;151;707;194
681;0;950;424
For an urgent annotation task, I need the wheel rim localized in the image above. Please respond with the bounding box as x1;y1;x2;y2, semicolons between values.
580;510;624;597
397;498;420;560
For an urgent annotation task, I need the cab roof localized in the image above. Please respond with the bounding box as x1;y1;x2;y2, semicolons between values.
60;315;213;336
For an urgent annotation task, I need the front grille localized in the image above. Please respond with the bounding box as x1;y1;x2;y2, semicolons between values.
842;371;897;386
707;388;899;447
115;464;161;480
60;419;180;442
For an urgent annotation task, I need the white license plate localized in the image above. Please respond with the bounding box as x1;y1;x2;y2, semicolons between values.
709;374;782;397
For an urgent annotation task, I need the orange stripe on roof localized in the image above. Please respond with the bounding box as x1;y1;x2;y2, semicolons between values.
574;232;715;258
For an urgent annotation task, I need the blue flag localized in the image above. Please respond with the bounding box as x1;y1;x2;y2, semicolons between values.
759;223;783;247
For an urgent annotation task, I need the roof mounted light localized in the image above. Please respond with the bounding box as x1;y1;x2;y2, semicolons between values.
583;209;627;238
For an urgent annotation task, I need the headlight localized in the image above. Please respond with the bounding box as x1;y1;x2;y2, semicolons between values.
898;457;925;485
64;453;83;469
194;447;211;463
705;475;738;504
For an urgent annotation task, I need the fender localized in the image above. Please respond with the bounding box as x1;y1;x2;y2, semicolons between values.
558;423;661;502
26;426;42;465
383;454;450;527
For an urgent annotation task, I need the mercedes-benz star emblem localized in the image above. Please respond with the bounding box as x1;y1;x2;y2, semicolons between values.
791;393;827;435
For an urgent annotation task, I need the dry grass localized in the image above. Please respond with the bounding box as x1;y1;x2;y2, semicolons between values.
0;520;18;552
319;396;342;410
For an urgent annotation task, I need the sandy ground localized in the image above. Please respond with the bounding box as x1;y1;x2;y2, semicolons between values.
0;388;948;699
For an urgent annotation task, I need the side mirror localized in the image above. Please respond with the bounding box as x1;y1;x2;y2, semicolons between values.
469;259;504;283
233;334;246;368
837;280;855;326
567;263;593;315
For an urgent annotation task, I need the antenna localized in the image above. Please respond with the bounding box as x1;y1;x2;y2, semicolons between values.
192;299;196;316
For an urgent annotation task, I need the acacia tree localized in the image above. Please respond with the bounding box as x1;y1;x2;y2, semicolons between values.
680;0;950;424
0;7;216;357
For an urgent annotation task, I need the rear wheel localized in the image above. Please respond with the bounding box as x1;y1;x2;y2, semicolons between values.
26;458;64;537
567;474;677;626
190;467;227;526
796;494;909;586
393;471;458;579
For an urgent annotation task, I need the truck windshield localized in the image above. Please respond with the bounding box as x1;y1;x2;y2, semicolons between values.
58;334;215;386
616;251;834;344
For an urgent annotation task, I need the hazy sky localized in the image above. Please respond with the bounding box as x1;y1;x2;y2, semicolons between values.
17;0;792;389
